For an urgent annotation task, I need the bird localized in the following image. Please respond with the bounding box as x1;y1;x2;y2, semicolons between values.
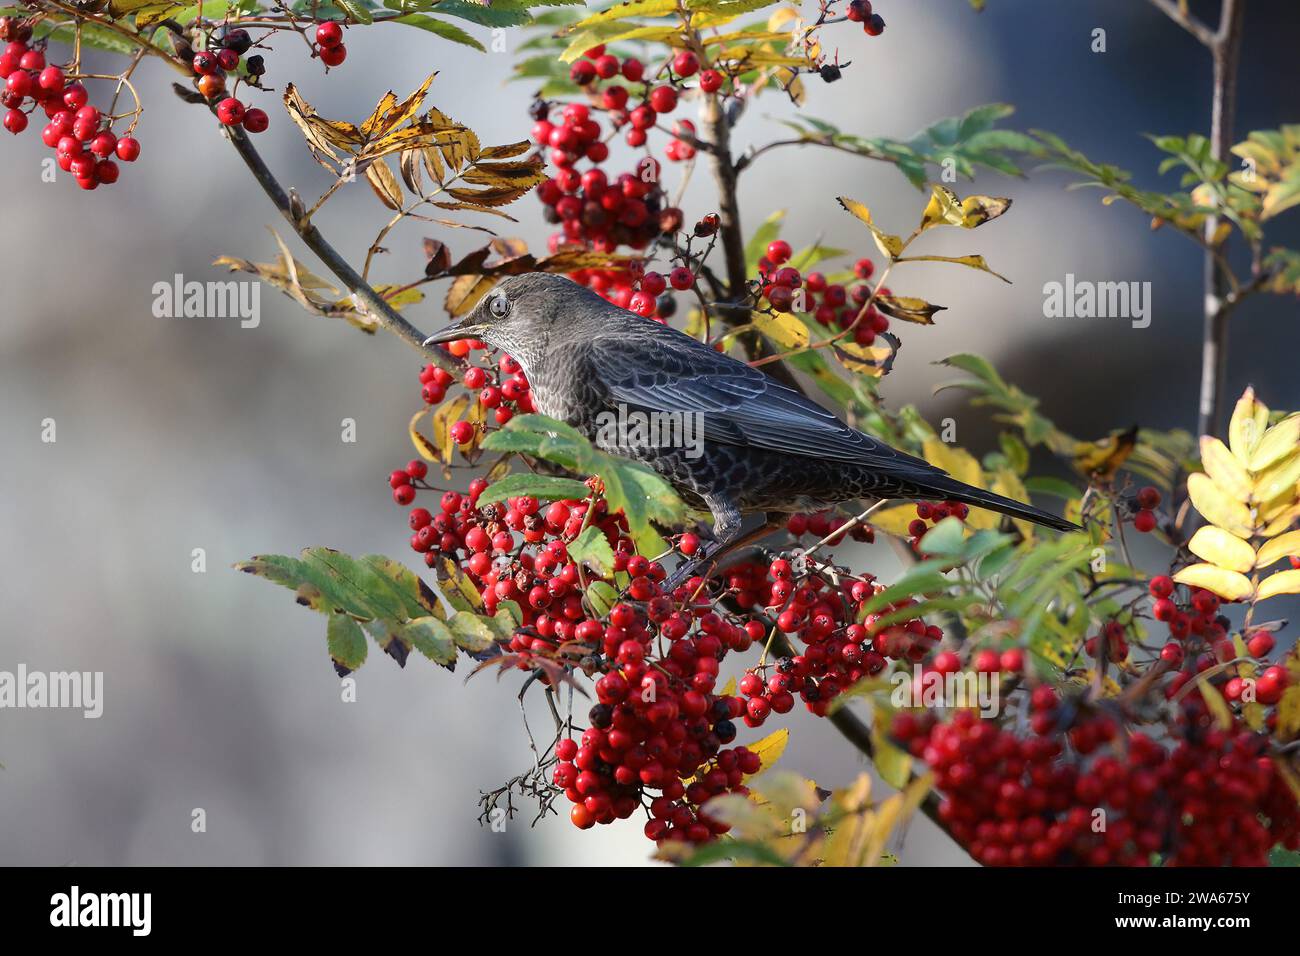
424;273;1080;587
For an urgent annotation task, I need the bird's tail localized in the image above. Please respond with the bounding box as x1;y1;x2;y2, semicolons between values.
917;476;1080;533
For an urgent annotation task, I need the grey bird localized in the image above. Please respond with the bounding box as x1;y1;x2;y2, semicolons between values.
425;273;1079;586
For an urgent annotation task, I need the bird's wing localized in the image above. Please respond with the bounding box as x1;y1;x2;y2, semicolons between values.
586;319;936;471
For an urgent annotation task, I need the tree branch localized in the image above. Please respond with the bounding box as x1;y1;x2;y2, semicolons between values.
1146;0;1217;46
219;123;459;372
1196;0;1247;439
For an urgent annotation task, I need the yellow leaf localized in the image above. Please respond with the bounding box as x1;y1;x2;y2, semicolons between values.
869;504;921;537
1072;428;1138;480
430;394;470;464
1253;451;1300;506
408;408;438;462
1187;526;1256;573
753;311;810;349
894;253;1011;283
1199;681;1234;730
990;469;1035;539
1255;530;1300;569
920;185;967;230
1227;386;1269;464
1256;568;1300;601
1199;436;1253;502
861;773;932;868
836;197;904;258
875;294;946;325
1277;685;1300;740
747;727;789;777
719;676;737;697
767;7;800;31
364;158;404;210
1172;563;1253;601
1186;472;1254;537
1261;502;1300;538
960;194;1012;227
922;437;983;488
1248;414;1300;472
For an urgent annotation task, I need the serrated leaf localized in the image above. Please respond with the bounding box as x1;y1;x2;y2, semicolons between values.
747;727;789;776
567;525;615;576
1172;563;1254;602
754;311;810;349
1187;526;1255;573
475;473;590;505
449;613;497;652
836;197;905;259
894;253;1010;283
400;615;457;665
326;613;368;674
394;13;486;49
875;294;946;325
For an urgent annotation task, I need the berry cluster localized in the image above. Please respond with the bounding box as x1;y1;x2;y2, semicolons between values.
1;19;140;189
897;694;1299;865
846;0;888;37
186;27;269;133
762;241;891;346
1131;484;1161;534
313;20;348;68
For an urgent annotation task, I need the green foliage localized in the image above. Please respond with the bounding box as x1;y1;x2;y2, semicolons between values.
236;547;511;675
480;414;687;553
772;103;1039;188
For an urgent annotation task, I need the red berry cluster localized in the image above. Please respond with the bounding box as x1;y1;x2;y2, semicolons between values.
762;242;891;346
896;692;1299;865
846;0;888;37
905;499;970;550
0;21;140;190
314;20;348;68
1132;484;1161;533
188;28;269;132
533;98;676;249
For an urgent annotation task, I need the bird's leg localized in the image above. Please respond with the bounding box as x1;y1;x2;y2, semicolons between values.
663;498;777;593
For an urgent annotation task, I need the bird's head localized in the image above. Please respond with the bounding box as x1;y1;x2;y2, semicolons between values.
422;272;591;365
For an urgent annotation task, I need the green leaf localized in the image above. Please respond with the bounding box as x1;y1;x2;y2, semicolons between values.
399;615;457;665
449;613;497;653
335;0;375;23
918;516;966;556
394;14;486;49
475;473;591;505
568;525;616;576
584;580;619;618
326;613;368;674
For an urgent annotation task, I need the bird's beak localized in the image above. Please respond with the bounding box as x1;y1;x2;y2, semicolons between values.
422;320;484;346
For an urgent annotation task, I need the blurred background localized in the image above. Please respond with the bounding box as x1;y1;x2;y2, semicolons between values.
1;0;1298;866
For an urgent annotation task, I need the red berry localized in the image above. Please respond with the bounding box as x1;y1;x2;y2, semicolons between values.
62;83;87;110
115;136;140;162
621;57;644;82
393;484;416;506
192;51;219;75
1136;485;1162;509
216;48;240;72
648;86;677;113
37;66;63;93
699;69;722;93
2;107;25;134
242;108;269;133
847;0;873;22
669;267;693;290
389;469;412;489
767;240;792;264
315;21;344;49
672;51;699;77
865;13;886;35
450;420;474;444
320;43;347;67
1133;509;1156;533
1149;575;1174;598
216;98;244;126
406;459;428;480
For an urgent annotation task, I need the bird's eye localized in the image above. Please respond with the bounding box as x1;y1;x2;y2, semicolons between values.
489;293;511;319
